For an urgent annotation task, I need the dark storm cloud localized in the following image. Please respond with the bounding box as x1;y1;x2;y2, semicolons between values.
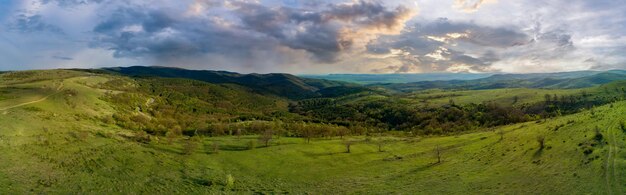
91;8;273;60
40;0;104;7
7;14;65;34
90;0;414;63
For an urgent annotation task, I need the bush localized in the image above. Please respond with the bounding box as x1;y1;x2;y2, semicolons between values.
133;131;151;143
69;131;89;142
594;126;603;142
225;174;235;189
183;138;198;155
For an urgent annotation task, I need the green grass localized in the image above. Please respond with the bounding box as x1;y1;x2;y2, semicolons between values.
0;70;625;193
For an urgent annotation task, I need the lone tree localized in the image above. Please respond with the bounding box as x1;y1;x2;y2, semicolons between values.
536;135;545;150
235;128;242;140
376;138;389;152
258;129;273;147
343;139;354;153
434;145;442;164
211;142;220;154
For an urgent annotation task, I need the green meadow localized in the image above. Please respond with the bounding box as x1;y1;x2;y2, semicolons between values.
0;70;625;194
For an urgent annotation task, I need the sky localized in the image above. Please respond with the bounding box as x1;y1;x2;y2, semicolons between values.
0;0;625;74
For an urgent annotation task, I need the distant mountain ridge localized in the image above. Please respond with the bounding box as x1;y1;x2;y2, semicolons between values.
100;66;365;100
95;66;626;95
374;70;626;92
301;73;493;84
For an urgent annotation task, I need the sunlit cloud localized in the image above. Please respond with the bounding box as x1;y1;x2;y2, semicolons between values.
453;0;498;13
426;32;470;44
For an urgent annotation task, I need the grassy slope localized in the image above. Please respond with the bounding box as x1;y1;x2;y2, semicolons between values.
404;88;587;106
0;70;625;194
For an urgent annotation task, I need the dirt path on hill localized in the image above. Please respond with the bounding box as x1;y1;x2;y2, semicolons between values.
605;119;621;195
0;82;64;111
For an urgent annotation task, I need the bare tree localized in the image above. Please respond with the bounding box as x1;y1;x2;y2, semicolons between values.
211;142;220;154
343;139;354;153
258;129;273;147
435;145;442;164
376;138;388;152
235;128;242;140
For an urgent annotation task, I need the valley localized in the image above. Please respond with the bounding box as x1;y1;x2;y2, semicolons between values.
0;68;624;193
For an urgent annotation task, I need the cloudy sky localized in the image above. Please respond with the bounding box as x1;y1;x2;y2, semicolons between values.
0;0;625;73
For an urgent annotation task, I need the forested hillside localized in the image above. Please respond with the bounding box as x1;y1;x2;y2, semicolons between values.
98;66;365;99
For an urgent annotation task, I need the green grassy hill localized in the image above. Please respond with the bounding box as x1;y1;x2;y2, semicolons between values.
0;69;625;193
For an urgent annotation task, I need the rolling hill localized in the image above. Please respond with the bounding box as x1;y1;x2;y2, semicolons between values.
0;68;625;193
377;70;626;92
98;66;365;100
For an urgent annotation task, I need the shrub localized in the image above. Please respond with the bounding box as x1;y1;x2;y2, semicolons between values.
69;131;89;142
225;174;235;190
95;130;112;138
376;138;389;152
594;126;603;142
183;138;198;155
247;140;256;150
133;131;151;143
